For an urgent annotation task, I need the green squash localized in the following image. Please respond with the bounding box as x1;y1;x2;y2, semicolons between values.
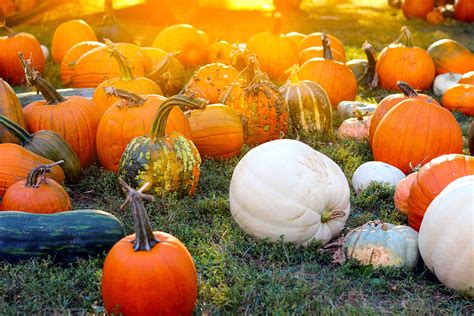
119;95;206;197
0;115;81;183
0;210;125;263
343;221;420;268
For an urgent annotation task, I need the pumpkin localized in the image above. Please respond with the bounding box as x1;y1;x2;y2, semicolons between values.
376;27;435;91
368;82;431;146
427;39;474;75
337;101;377;119
372;82;463;174
299;46;345;64
418;176;474;296
454;0;474;22
426;10;444;24
146;53;186;97
70;42;147;88
433;73;462;97
441;84;474;116
299;32;346;60
285;32;305;46
402;0;434;19
183;63;239;104
51;20;97;63
344;221;419;268
152;24;207;68
221;55;288;146
0;115;81;183
0;26;45;85
337;111;371;140
407;154;474;231
346;42;378;88
140;47;167;71
298;33;357;108
189;103;244;159
207;40;235;65
60;41;105;85
92;45;162;116
0;143;65;198
0;78;26;144
279;65;332;133
96;89;191;173
96;0;133;43
469;121;474;156
459;71;474;85
394;172;418;215
21;54;101;168
2;161;72;214
352;161;406;194
229;139;350;245
0;0;16;15
246;13;299;84
119;96;206;197
102;180;198;315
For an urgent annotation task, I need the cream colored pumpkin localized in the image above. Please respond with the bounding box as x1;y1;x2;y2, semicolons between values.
433;73;461;97
229;139;350;245
352;161;406;194
418;175;474;296
337;113;372;140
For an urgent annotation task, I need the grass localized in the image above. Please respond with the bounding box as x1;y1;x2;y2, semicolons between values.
1;0;474;314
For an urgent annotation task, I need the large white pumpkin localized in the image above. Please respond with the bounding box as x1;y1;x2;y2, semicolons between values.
419;175;474;296
229;139;350;245
352;161;405;194
433;73;461;97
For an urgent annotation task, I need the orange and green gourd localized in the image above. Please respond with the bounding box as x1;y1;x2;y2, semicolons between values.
118;95;207;197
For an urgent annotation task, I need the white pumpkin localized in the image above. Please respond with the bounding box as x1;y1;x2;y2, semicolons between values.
352;161;405;194
229;139;350;246
337;101;377;119
418;175;474;296
433;73;461;97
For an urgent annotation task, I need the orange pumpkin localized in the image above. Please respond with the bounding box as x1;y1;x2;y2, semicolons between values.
96;89;192;173
454;0;474;22
0;78;26;144
207;40;234;65
189;104;244;159
140;47;167;71
402;0;434;19
2;161;72;214
60;41;105;86
183;63;239;104
299;46;345;64
221;55;288;146
299;32;346;59
376;27;435;91
441;84;474;116
146;53;186;97
51;20;97;63
426;10;444;24
394;172;418;215
407;154;474;231
0;0;16;15
427;39;474;75
285;32;305;47
20;55;101;168
459;71;474;85
151;24;207;69
298;33;357;108
372;82;463;174
92;46;162;116
0;143;65;199
246;13;298;84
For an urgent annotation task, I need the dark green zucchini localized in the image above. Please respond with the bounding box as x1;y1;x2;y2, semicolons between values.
0;210;125;263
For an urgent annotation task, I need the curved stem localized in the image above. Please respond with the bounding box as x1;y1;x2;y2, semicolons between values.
149;95;207;139
362;41;378;88
103;87;145;106
0;115;33;145
245;54;258;83
286;64;300;84
119;178;158;252
25;161;63;188
321;33;333;60
397;81;418;97
101;0;118;24
321;209;345;223
394;26;412;48
18;53;65;104
272;12;282;35
105;40;134;81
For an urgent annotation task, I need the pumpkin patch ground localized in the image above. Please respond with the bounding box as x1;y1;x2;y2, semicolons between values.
1;0;473;314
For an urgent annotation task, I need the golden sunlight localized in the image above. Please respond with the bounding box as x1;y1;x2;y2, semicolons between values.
201;0;274;11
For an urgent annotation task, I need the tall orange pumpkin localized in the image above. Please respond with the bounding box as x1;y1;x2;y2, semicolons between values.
298;33;357;108
246;13;298;84
427;39;474;75
376;27;435;91
407;154;474;231
51;19;97;63
441;84;474;116
372;82;463;174
402;0;434;19
221;55;288;146
0;78;26;144
60;41;106;86
454;0;474;22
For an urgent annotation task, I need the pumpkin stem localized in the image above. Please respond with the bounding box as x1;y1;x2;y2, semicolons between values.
353;110;368;121
321;209;345;223
103;86;145;107
285;64;301;84
101;0;118;25
397;81;418;97
362;41;378;88
149;95;207;139
119;178;158;252
272;12;282;35
0;13;16;36
394;26;413;48
0;115;33;144
25;160;64;188
321;33;333;60
18;53;66;104
105;39;134;81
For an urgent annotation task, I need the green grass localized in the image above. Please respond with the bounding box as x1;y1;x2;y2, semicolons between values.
1;0;474;314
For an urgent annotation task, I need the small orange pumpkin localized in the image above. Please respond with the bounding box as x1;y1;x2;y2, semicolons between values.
426;10;444;24
402;0;434;19
441;84;474;116
146;53;186;97
60;41;106;86
454;0;474;22
51;20;97;63
394;172;418;215
459;71;474;85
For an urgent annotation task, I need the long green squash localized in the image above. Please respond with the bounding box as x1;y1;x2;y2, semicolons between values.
0;115;81;183
0;210;125;263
